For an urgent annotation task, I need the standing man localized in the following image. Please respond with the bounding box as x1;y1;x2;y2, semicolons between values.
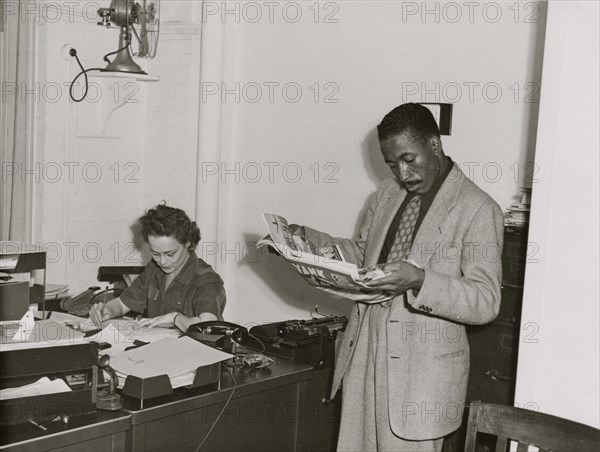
292;103;503;451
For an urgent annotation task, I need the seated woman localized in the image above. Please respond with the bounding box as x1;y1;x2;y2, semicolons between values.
89;204;225;332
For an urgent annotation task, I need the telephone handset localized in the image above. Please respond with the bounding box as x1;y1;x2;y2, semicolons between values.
186;321;250;352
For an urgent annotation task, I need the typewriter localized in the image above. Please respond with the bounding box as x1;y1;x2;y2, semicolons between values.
249;315;347;368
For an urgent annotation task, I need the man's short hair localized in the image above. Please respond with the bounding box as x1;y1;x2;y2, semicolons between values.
377;103;441;143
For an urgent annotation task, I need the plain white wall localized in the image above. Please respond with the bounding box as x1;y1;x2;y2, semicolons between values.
514;1;600;428
202;1;546;324
30;1;203;291
33;3;147;288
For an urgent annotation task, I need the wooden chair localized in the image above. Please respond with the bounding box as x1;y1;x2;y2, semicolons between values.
464;400;600;452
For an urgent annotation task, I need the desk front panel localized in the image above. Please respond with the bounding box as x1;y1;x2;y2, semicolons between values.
129;382;305;452
125;358;312;452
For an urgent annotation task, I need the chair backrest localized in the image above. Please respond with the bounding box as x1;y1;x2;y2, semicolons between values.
464;401;600;452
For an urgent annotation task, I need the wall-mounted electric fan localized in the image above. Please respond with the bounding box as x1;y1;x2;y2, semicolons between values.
68;0;160;102
97;0;160;74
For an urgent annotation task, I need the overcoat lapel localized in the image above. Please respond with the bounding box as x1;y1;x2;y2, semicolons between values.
363;187;407;267
357;186;406;317
411;164;465;268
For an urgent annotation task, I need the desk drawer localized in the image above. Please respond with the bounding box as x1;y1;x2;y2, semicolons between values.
467;322;519;405
498;286;523;324
502;225;529;287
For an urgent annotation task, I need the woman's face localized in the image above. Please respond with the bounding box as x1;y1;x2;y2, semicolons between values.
147;235;190;274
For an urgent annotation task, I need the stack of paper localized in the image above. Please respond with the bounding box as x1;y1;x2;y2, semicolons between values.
0;377;72;401
0;318;87;351
505;187;531;226
0;254;18;271
110;336;233;389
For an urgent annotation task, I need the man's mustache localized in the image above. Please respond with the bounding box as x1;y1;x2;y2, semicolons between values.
398;179;421;189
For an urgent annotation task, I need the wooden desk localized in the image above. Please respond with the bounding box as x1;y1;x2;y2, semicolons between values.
1;358;313;452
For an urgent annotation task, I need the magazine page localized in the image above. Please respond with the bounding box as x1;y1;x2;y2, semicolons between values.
260;213;392;302
263;213;307;252
313;285;393;303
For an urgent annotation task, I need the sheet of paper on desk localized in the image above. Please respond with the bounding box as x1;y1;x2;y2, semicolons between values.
34;313;178;344
85;323;130;356
110;336;233;388
103;318;180;344
0;376;72;401
0;319;87;351
85;323;177;357
36;311;96;330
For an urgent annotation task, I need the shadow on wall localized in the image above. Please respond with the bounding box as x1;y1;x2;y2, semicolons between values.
241;233;353;319
351;127;392;238
238;127;392;315
129;220;149;263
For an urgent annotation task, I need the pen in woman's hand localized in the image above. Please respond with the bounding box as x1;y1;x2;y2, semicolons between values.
89;301;108;327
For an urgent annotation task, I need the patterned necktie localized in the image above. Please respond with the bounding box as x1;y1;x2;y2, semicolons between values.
387;196;421;262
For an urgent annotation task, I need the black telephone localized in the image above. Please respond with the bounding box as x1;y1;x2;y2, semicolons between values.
186;321;250;353
60;286;102;316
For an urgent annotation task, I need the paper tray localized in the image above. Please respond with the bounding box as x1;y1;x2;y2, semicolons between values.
0;343;99;426
120;363;221;403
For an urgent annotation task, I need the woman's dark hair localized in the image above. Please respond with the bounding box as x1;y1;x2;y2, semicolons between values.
139;203;201;249
377;102;440;143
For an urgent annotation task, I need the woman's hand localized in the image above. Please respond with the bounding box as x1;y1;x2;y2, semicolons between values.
89;302;112;326
136;312;178;329
88;297;130;326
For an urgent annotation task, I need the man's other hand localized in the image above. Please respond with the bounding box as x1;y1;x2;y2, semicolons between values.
363;260;425;295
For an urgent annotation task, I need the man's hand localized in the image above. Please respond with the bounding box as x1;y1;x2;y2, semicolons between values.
89;302;112;326
136;312;178;329
363;260;425;295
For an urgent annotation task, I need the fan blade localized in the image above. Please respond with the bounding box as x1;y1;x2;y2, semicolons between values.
141;0;159;58
132;0;148;56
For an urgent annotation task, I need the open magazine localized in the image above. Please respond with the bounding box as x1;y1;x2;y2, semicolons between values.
258;213;392;303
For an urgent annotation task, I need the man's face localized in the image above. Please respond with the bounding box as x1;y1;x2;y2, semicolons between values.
380;132;441;195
